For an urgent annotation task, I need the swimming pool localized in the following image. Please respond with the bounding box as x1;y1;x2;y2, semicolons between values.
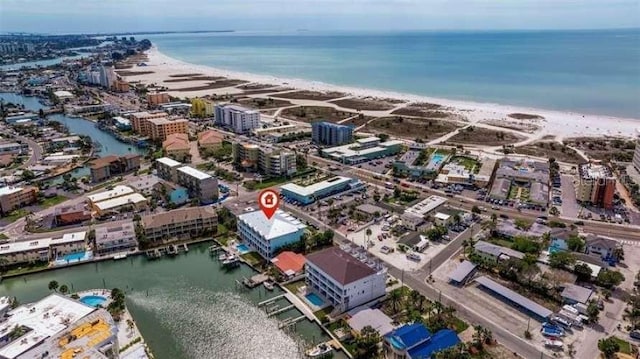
54;250;93;266
427;152;447;170
236;244;250;254
80;295;107;307
305;292;324;306
63;251;86;261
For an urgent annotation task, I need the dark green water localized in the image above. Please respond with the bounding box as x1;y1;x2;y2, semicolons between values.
0;243;339;359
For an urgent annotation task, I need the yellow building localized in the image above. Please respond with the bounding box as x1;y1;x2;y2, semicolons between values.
191;98;215;117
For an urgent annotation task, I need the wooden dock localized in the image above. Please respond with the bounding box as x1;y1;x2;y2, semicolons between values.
243;273;269;288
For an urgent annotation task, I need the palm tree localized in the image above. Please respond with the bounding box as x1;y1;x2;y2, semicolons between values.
389;289;402;315
365;228;372;247
481;327;493;345
409;289;422;311
48;280;59;292
59;284;69;295
472;325;484;350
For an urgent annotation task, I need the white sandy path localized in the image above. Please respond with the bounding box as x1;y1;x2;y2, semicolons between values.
122;46;639;140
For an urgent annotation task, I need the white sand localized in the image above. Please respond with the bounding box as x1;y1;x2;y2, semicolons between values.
121;46;639;141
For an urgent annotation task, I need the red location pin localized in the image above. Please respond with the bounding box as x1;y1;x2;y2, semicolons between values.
258;189;280;220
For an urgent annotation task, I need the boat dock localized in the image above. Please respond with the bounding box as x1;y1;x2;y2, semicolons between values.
243;273;269;288
145;244;190;260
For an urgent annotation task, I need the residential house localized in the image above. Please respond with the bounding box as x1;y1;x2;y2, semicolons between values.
473;240;525;262
237;210;306;259
384;323;460;359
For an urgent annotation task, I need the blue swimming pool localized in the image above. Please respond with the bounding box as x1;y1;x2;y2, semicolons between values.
80;295;107;307
63;251;86;261
236;244;250;254
305;292;324;306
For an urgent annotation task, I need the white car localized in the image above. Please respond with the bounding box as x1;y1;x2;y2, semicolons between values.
562;305;579;315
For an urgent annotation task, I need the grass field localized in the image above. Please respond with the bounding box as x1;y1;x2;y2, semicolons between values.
513;142;584;163
611;336;632;354
40;195;68;208
366;116;462;141
450;156;481;173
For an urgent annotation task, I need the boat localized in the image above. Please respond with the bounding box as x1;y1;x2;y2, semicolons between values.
264;281;274;291
218;253;228;261
167;245;178;256
305;343;333;358
222;255;240;268
113;254;127;260
544;339;563;348
541;323;564;337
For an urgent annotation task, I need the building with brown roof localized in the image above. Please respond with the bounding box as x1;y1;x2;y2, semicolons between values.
141;206;217;242
305;246;387;312
147;92;170;106
162;133;191;162
0;186;38;214
198;130;225;150
89;154;141;183
54;203;91;226
147;117;189;141
271;251;306;278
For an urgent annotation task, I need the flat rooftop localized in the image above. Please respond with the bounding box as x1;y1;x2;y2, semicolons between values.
177;166;212;180
475;276;552;319
404;195;447;218
280;176;352;197
94;193;147;211
0;238;51;255
87;185;134;203
0;186;23;196
156;157;182;167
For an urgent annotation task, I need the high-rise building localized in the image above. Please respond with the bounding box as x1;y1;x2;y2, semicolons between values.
312;121;354;146
215;104;260;134
577;163;616;209
147;92;171;106
232;141;296;176
191;98;215;117
633;127;640;172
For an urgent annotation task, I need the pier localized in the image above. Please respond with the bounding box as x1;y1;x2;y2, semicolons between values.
243;273;269;288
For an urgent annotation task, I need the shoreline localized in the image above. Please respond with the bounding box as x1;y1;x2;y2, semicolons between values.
125;46;638;140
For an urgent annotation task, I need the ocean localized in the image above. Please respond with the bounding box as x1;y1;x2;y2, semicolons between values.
145;29;640;118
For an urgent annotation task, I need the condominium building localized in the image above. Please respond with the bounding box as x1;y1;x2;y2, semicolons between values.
147;117;189;141
312;121;354;146
633;127;640;172
232;141;296;176
237;210;306;259
191;97;215;117
0;232;87;266
176;166;219;204
156;157;183;182
89;154;141;183
0;186;38;214
49;231;87;259
0;294;118;359
577;163;616;209
162;133;191;162
215;104;260;134
198;130;225;150
0;142;28;155
232;142;261;171
147;92;171;106
141;206;217;242
129;111;168;134
305;246;387;312
113;79;130;92
94;221;137;255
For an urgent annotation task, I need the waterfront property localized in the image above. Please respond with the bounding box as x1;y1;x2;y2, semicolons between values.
128;111;188;141
0;141;28;155
176;166;218;204
312;121;354;146
0;185;38;214
147;92;171;106
89;154;141;183
271;251;306;278
113;116;132;130
305;245;387;313
577;162;616;209
141;206;217;242
383;323;460;359
322;137;403;164
215;104;260;134
237;209;306;259
280;176;362;205
0;231;87;266
0;293;119;359
162;133;191;162
347;308;396;336
94;221;138;255
155;156;183;183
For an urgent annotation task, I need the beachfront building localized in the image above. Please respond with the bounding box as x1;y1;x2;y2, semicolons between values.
215;104;260;134
305;246;387;312
384;323;460;359
489;159;550;208
0;294;118;359
435;157;494;188
162;133;191;162
79;63;116;88
176;166;219;204
0;185;38;214
577;163;616;209
280;176;363;205
114;79;130;92
312;121;353;146
94;221;138;255
89;154;141;183
147;92;171;106
141;206;218;242
156;157;183;182
198;129;225;150
237;210;306;259
322;137;403;164
191;97;215;117
394;148;451;179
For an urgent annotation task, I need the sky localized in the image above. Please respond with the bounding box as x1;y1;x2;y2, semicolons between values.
1;0;639;34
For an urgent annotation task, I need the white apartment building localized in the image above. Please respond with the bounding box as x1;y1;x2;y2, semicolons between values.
305;246;387;312
215;104;260;134
176;166;219;204
259;147;297;177
156;157;183;183
237;210;307;259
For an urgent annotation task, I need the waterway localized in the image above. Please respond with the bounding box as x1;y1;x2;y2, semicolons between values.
0;54;89;71
0;243;342;359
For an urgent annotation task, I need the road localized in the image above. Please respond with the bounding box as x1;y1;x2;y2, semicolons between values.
16;135;43;167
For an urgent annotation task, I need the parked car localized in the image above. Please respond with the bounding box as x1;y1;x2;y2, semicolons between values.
630;331;640;340
406;253;421;262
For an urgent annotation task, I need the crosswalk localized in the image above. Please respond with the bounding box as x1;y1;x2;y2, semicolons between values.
618;240;640;247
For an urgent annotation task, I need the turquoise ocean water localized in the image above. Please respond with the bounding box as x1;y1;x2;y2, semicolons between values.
146;29;640;118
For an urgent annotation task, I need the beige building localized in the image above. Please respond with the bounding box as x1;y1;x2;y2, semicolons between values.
147;92;171;106
147;117;189;141
232;141;296;176
0;232;87;266
232;142;261;171
176;166;219;204
163;133;191;162
129;111;168;134
49;232;87;259
198;130;225;150
0;186;38;214
141;206;217;242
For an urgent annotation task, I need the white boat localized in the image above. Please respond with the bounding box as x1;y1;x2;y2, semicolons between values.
113;254;127;260
305;343;333;358
218;253;228;261
544;339;563;348
264;281;274;291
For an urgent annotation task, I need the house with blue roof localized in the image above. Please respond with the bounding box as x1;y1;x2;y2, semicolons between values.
384;323;460;359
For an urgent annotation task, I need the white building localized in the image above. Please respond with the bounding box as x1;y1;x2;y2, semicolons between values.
403;195;448;220
155;157;183;183
215;104;260;134
237;209;306;259
49;231;87;258
305;245;387;312
176;166;218;204
87;185;135;205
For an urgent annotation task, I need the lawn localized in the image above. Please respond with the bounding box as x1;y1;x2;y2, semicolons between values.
0;233;8;240
450;156;481;173
611;336;632;354
3;262;49;276
313;306;334;323
241;252;264;267
486;237;514;248
40;195;68;208
284;280;306;294
4;209;29;222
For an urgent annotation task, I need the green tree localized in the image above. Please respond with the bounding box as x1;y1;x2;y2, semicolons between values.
549;251;576;269
48;280;59;292
59;284;69;295
587;299;601;323
389;289;402;314
574;263;593;281
597;337;620;359
596;270;625;289
549;206;560;216
566;234;585;251
471;205;481;215
365;228;372;244
354;325;381;359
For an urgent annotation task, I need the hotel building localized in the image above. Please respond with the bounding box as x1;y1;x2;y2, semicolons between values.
0;186;38;214
191;97;215;117
312;121;354;146
215;104;260;134
577;163;616;209
237;210;306;259
141;206;217;242
176;166;219;204
305;246;387;312
147;92;171;106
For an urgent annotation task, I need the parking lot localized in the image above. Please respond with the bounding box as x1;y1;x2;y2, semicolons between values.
354;157;395;175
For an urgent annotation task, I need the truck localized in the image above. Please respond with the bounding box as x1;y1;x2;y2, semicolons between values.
384;182;394;189
574;303;588;315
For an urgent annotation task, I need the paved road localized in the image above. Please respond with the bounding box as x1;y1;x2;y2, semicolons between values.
17;135;43;167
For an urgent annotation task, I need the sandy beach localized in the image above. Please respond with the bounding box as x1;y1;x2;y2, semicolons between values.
119;46;639;142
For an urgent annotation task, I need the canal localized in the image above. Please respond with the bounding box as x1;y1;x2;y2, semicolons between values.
0;243;343;359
